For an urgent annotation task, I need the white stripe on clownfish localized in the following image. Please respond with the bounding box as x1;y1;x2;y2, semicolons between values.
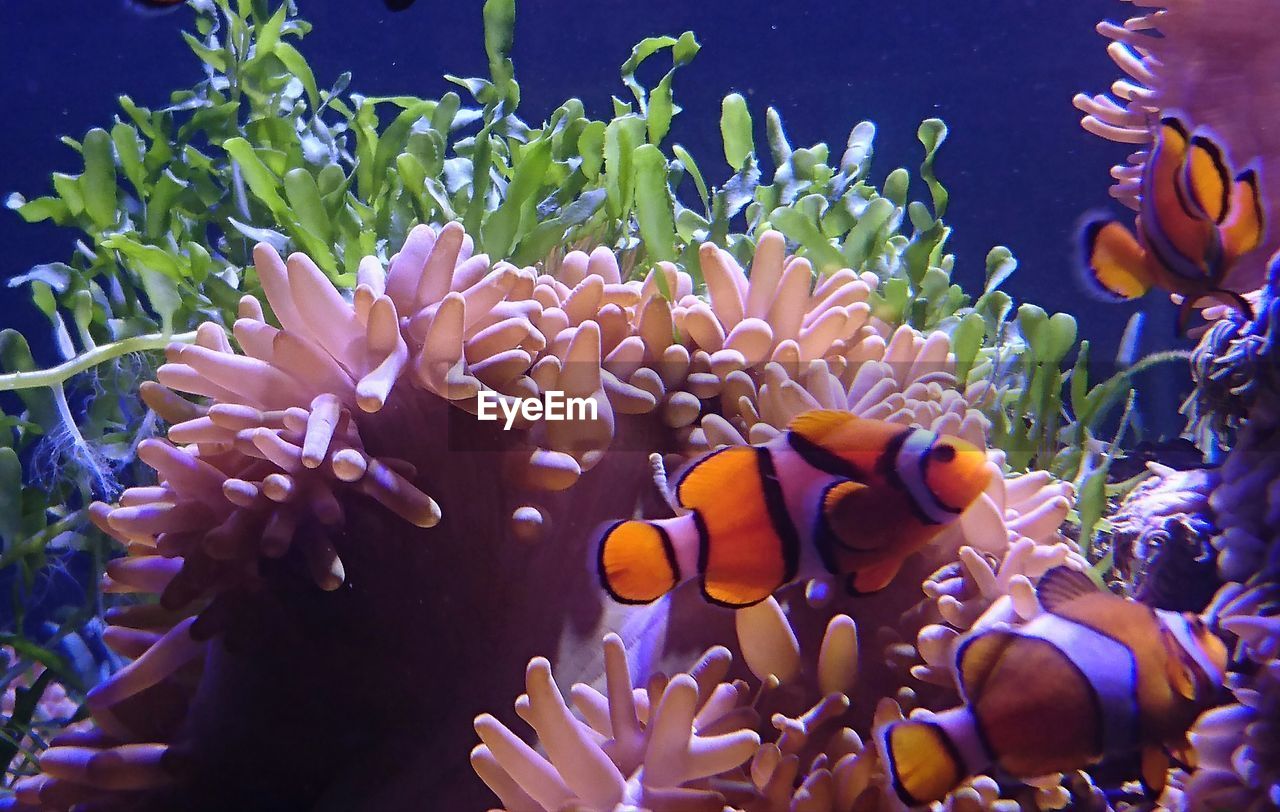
1000;611;1140;754
894;428;961;526
762;438;849;580
1157;610;1226;687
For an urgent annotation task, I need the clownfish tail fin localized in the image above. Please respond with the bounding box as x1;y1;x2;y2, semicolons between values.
597;517;689;604
1078;216;1155;302
877;716;968;807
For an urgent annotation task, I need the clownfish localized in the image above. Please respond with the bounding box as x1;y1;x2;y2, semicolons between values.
877;566;1229;807
597;410;993;608
1081;116;1265;334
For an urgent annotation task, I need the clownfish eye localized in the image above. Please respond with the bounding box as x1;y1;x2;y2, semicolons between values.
930;443;957;463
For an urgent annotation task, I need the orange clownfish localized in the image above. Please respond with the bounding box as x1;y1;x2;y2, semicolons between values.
877;567;1229;807
597;410;993;608
1081;116;1265;334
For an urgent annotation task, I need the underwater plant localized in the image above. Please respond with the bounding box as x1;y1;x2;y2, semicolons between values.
0;0;1251;810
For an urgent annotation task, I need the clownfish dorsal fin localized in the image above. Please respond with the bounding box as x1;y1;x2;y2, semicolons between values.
1179;133;1232;224
674;446;755;509
1035;566;1100;614
955;628;1018;701
1141;745;1172;795
787;409;856;445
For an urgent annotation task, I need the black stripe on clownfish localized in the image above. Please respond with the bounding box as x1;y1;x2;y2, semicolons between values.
785;429;867;481
752;445;802;588
595;410;993;608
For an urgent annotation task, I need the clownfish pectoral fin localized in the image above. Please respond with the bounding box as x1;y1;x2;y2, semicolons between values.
1171;289;1255;337
1035;565;1099;614
1178;134;1232;224
597;519;681;604
1079;219;1155;301
878;719;966;806
1222;168;1265;263
787;409;857;446
847;557;905;595
1141;745;1172;795
820;480;877;549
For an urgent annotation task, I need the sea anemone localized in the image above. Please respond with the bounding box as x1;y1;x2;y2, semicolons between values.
1075;0;1280;289
1162;251;1280;811
8;222;675;810
472;633;761;810
473;351;1081;810
7;222;1018;810
1183;254;1280;448
1165;576;1280;812
475;628;883;811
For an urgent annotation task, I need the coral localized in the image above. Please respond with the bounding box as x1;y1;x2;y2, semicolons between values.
1203;386;1280;584
1110;465;1222;611
1075;0;1280;289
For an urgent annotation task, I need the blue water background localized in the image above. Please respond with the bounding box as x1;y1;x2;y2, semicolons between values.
2;0;1154;357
